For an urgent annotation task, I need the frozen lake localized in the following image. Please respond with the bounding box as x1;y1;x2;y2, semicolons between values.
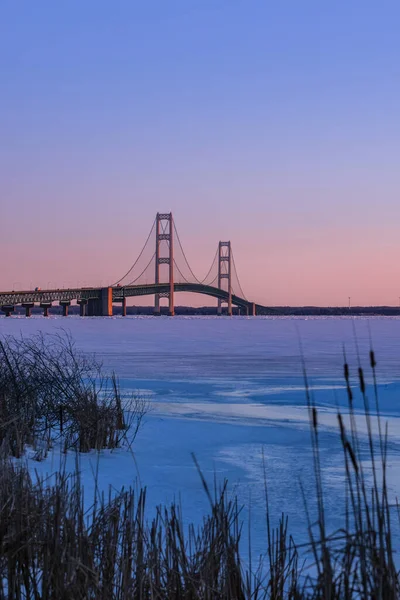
1;315;400;558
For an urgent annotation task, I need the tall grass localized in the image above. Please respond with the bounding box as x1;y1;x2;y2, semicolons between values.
0;334;399;597
294;347;400;598
0;332;147;457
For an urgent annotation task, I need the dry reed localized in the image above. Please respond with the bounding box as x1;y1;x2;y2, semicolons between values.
0;334;399;598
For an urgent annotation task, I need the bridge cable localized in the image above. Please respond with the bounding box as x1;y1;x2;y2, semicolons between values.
207;273;219;287
172;221;202;284
173;259;191;284
125;252;156;286
172;256;220;288
111;218;156;286
172;260;238;303
199;246;219;285
173;221;220;285
231;248;247;300
173;258;236;303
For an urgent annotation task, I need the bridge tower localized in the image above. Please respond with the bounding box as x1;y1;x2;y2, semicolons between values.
217;241;232;316
154;212;174;316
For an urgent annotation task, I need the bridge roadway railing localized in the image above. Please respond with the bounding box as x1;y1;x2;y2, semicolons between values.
0;288;101;306
112;282;258;313
0;283;265;315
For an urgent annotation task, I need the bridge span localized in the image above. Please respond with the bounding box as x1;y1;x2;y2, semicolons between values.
0;283;261;317
0;212;265;317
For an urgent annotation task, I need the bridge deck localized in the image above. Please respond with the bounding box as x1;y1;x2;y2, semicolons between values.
0;284;265;314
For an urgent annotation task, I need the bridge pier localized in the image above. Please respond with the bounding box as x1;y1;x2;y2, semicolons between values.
1;305;14;317
101;287;112;316
78;299;87;317
87;298;99;316
40;303;52;317
122;296;127;317
60;301;70;316
244;303;256;316
217;306;233;316
22;303;34;317
84;288;112;317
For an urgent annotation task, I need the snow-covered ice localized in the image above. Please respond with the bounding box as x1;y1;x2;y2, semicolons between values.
2;314;400;556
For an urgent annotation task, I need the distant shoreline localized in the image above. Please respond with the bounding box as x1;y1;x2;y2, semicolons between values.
7;305;400;317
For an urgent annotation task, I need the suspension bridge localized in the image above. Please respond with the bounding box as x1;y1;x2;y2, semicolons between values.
0;213;265;317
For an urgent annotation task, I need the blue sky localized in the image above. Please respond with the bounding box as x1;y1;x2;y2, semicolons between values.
1;1;400;304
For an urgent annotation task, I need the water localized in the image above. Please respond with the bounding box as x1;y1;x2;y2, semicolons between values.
2;315;400;558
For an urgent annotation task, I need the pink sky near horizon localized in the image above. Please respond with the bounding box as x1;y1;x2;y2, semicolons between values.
1;1;400;307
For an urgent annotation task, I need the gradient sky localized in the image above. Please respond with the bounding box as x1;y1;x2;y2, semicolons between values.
1;1;400;306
